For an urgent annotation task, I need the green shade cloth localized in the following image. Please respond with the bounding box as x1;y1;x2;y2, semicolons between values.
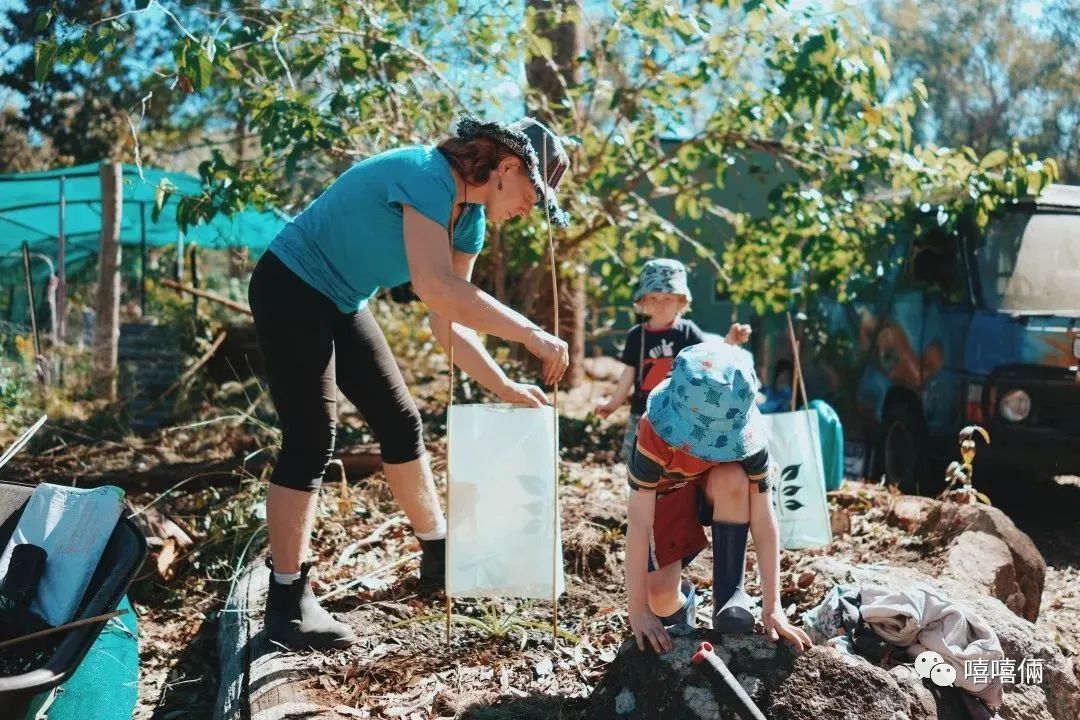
0;162;287;271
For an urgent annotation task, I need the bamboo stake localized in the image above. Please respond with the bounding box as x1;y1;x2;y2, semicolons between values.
0;610;127;651
159;278;253;316
542;141;561;652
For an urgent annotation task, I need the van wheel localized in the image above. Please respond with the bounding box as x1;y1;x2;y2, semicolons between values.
880;402;929;495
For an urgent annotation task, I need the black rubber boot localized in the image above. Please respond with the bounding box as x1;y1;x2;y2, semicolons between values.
265;561;358;650
418;537;446;588
659;579;697;629
712;521;755;633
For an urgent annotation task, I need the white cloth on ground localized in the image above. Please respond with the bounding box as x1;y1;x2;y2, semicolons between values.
859;584;1004;708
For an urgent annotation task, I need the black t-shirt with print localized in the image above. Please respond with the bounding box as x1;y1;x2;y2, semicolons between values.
619;318;706;414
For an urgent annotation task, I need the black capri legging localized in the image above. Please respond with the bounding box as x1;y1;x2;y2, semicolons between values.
249;251;425;492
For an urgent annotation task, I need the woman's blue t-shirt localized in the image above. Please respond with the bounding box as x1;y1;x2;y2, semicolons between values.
268;145;486;313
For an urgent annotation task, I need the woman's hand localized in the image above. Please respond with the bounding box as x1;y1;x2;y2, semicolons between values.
524;328;570;386
496;381;550;408
629;605;673;654
762;606;812;652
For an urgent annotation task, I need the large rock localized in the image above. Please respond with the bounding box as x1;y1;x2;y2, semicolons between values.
917;502;1045;621
810;559;1080;720
587;630;974;720
886;496;938;533
947;531;1027;617
586;631;797;719
769;646;968;720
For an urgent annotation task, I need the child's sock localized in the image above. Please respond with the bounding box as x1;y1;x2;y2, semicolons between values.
659;579;697;628
711;521;754;633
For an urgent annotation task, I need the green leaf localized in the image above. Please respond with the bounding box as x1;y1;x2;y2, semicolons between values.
34;40;57;84
978;149;1008;171
33;10;53;33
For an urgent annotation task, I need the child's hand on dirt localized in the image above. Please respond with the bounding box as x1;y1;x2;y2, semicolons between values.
595;398;620;419
629;606;673;654
725;323;752;345
762;607;812;652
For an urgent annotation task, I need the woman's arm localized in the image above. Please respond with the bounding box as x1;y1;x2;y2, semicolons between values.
403;206;567;384
429;250;548;407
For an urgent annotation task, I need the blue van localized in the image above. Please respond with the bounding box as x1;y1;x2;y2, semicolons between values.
851;184;1080;492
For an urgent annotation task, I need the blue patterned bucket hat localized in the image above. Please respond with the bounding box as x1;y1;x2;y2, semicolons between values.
645;342;767;463
633;258;692;303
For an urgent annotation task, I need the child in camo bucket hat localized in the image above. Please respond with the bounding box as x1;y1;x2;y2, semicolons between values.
633;258;692;305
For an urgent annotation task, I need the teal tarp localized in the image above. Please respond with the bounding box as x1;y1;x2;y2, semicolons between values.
0;162;287;270
26;596;139;720
808;399;845;492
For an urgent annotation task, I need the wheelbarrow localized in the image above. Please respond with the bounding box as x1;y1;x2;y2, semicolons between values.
0;420;147;718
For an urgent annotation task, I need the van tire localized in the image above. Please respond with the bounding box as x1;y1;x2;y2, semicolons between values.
879;401;930;496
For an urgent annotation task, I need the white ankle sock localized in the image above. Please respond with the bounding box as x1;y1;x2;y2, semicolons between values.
273;570;302;585
415;518;446;542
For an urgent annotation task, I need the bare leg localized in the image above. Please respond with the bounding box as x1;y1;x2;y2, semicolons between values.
267;484;319;575
383;454;444;536
705;463;751;522
647;560;687;618
705;463;754;632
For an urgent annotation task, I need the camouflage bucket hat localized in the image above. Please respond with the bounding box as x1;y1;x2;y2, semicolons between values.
633;258;692;303
454;114;570;227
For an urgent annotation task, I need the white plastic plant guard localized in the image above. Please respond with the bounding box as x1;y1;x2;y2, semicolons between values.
761;409;832;550
447;403;564;599
0;483;125;625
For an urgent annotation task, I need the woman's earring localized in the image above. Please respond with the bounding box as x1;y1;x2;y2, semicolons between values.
497;178;503;191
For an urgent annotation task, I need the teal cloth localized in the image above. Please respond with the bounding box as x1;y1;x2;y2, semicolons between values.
27;595;138;720
809;399;845;491
269;146;486;312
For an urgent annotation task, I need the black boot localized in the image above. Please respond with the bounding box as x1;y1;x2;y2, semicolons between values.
712;521;755;633
265;561;358;650
659;579;697;629
418;537;446;588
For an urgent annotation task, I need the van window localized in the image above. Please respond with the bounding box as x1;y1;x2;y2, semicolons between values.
976;211;1080;316
908;230;965;301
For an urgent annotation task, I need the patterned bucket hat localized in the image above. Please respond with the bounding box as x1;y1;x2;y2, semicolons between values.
455;114;570;227
645;342;767;463
633;258;692;303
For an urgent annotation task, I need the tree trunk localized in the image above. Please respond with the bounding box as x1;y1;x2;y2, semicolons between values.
93;162;122;400
526;0;586;386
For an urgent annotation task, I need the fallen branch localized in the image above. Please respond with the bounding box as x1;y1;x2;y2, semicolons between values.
160;278;253;316
161;329;228;399
0;610;128;650
318;551;420;602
